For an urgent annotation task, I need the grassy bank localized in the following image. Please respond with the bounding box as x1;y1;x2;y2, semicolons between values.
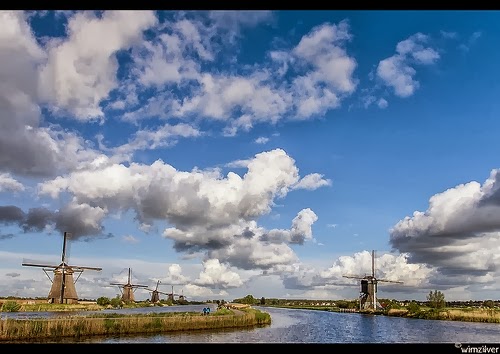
263;304;500;324
387;308;500;323
0;307;271;341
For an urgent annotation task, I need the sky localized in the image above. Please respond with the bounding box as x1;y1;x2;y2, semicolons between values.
1;10;499;303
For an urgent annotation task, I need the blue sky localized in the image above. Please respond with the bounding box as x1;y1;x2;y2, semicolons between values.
1;10;499;302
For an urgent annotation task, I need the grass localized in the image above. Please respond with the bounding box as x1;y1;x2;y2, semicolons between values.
0;308;272;341
387;308;500;323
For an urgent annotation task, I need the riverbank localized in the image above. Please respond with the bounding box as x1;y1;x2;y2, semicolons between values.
261;304;500;324
386;308;500;323
0;307;271;342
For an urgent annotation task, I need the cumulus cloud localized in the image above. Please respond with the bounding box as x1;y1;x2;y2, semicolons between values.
270;250;433;296
38;10;158;120
390;169;500;282
194;259;243;289
291;20;357;119
33;149;325;269
162;264;190;285
0;11;122;178
377;33;439;98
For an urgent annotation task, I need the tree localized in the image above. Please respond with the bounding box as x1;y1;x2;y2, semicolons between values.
427;290;446;309
260;297;266;305
482;300;495;308
242;294;255;305
96;296;110;306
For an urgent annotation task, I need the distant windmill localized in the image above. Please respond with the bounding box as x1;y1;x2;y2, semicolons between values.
22;231;102;304
166;285;180;302
178;289;187;302
110;268;148;303
147;280;169;303
343;250;403;311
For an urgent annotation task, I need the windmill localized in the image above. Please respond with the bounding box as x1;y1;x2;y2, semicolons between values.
166;285;180;302
147;280;169;303
22;231;102;304
110;268;149;303
178;289;187;302
342;250;403;311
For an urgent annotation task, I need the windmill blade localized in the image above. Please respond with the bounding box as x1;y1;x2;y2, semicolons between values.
131;284;149;288
69;265;103;271
22;262;60;269
377;278;404;284
110;282;126;286
342;275;364;279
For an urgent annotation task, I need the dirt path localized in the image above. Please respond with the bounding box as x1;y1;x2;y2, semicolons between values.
231;308;245;316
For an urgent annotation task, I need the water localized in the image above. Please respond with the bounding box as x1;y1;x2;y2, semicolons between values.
3;306;500;343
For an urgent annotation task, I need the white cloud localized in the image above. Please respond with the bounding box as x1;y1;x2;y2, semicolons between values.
194;259;243;289
0;11;110;178
224;159;251;168
390;169;500;286
319;251;433;289
377;33;439;98
0;173;25;192
255;137;269;144
291;20;358;119
38;10;158;121
35;149;324;270
122;19;357;136
162;264;190;286
293;173;332;190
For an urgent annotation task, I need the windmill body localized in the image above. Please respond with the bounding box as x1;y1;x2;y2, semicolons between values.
166;285;180;302
343;250;403;311
147;280;169;303
22;232;102;304
110;268;148;303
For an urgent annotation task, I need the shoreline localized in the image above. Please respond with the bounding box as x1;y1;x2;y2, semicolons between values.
260;305;500;324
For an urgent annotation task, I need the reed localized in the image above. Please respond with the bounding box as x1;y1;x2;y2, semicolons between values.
386;308;500;323
441;309;500;323
0;308;271;341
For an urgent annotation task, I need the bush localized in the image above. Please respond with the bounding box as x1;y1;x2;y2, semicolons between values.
407;301;421;313
110;296;122;308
